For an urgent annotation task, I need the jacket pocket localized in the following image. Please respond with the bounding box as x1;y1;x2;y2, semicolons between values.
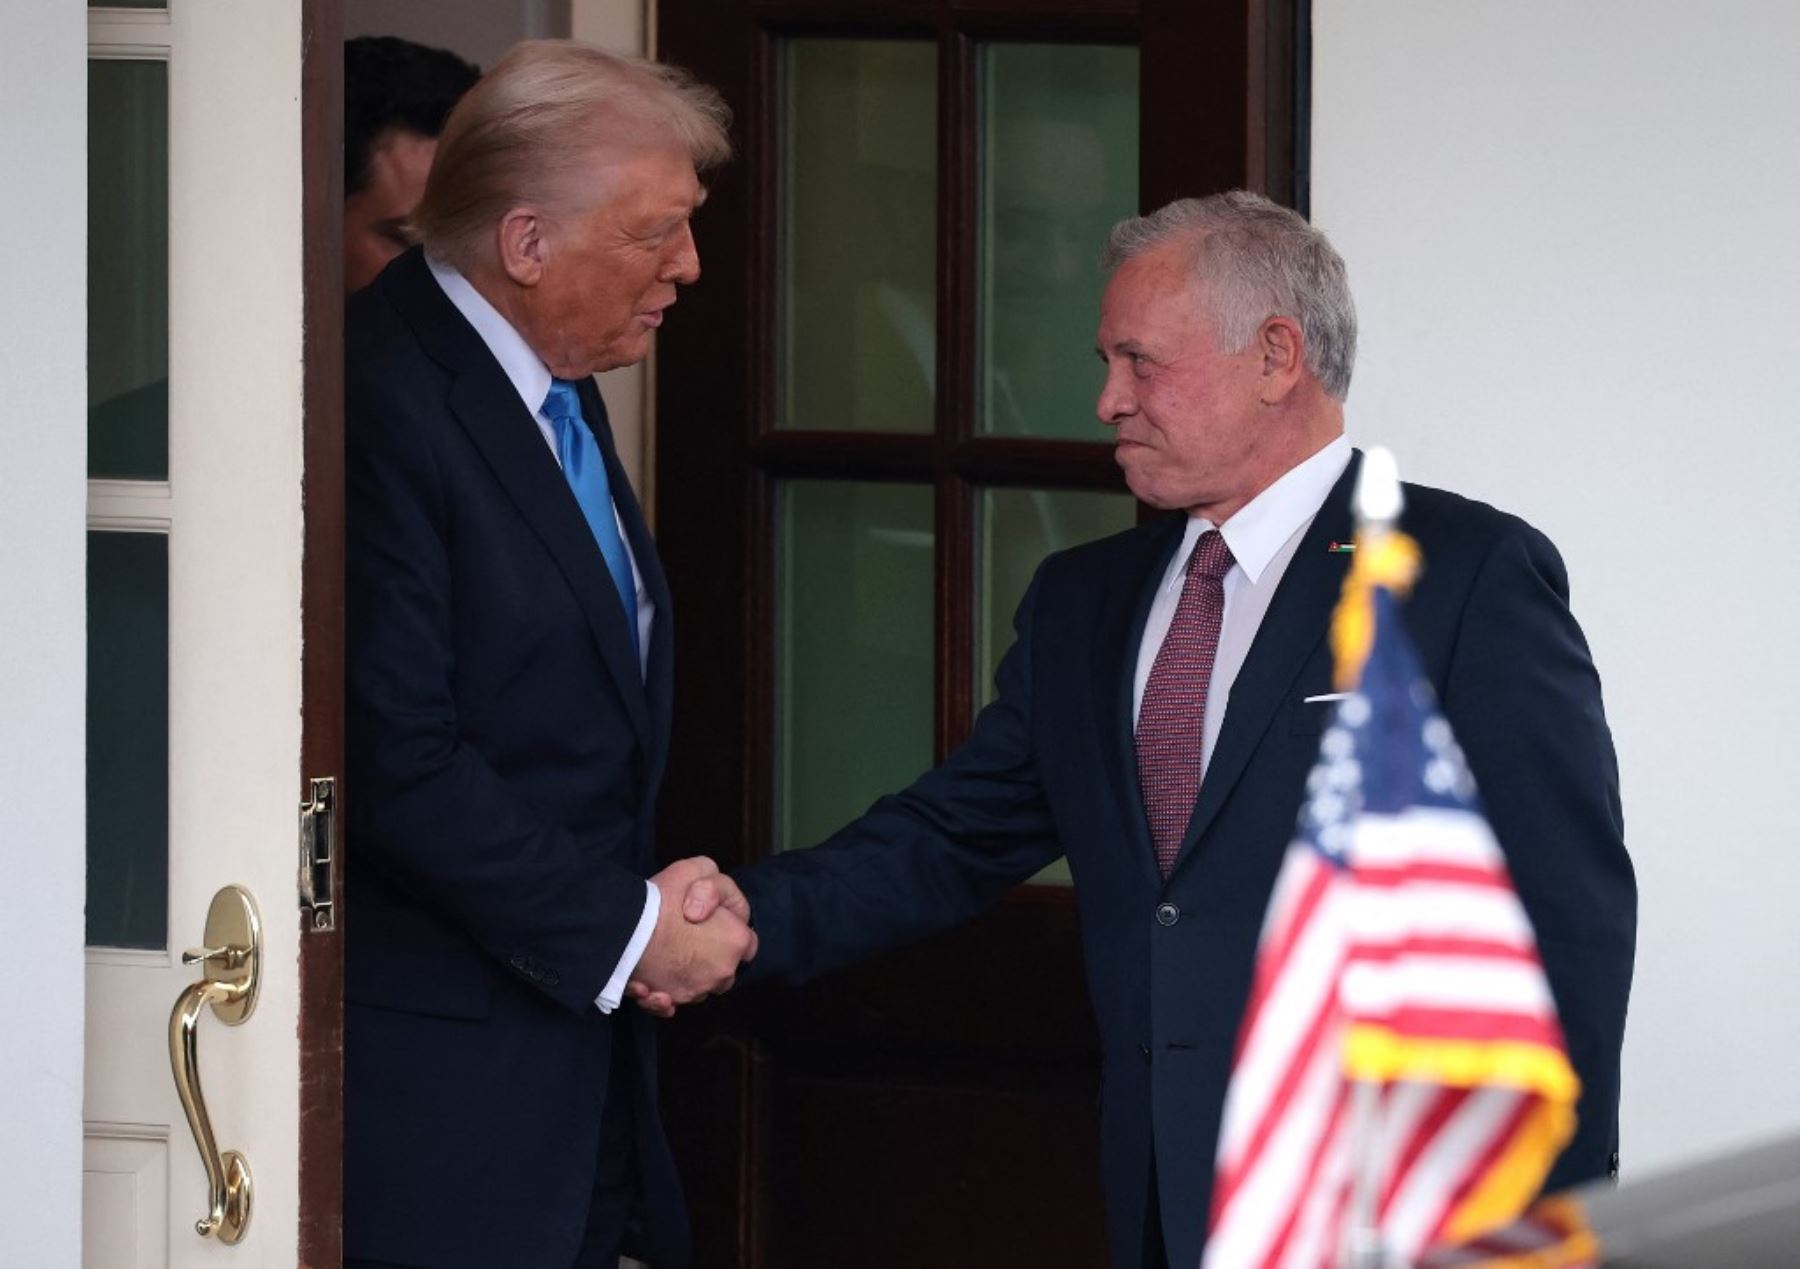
345;946;496;1020
1289;693;1345;736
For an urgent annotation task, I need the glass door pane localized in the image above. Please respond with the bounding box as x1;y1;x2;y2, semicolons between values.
977;487;1137;705
86;530;168;948
979;44;1138;440
778;39;937;433
777;480;935;852
88;58;169;480
978;487;1137;884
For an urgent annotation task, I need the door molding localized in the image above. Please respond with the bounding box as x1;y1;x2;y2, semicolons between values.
298;0;347;1263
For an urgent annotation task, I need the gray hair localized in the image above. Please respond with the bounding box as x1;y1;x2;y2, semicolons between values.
411;40;732;270
1102;191;1357;401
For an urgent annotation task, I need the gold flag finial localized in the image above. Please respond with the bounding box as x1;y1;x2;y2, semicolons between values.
1329;447;1422;690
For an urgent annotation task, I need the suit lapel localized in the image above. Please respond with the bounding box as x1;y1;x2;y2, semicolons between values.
386;250;653;746
1168;453;1362;874
1092;515;1187;888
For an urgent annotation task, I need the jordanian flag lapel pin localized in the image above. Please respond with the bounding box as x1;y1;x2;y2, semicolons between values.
1327;541;1356;553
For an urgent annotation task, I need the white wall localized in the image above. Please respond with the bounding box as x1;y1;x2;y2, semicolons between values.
1313;0;1800;1176
346;0;570;71
0;2;88;1264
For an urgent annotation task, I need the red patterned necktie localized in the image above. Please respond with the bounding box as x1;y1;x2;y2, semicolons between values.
1137;529;1235;876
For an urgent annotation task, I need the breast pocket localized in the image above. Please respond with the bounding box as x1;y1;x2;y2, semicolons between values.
1289;692;1348;736
346;947;496;1020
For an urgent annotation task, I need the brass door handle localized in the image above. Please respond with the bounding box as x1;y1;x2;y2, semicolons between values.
167;884;262;1244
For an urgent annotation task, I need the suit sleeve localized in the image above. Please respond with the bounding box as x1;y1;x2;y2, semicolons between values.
346;379;648;1015
1440;522;1637;1188
738;566;1065;985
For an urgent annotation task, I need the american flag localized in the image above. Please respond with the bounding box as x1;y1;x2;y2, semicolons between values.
1419;1195;1597;1268
1202;539;1580;1269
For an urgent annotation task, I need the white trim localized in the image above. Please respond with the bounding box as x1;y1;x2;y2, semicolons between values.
87;479;173;532
86;42;170;61
88;9;171;31
85;947;173;969
82;1119;171;1143
88;9;171;57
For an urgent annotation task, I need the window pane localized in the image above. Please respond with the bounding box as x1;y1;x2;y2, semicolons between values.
979;487;1137;884
777;481;934;852
87;531;169;948
979;44;1138;440
89;59;169;479
90;1;165;8
778;39;937;433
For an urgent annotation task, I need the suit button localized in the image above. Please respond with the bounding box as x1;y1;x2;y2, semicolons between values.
1155;902;1180;927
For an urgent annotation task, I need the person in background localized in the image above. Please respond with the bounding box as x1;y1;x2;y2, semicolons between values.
343;35;479;294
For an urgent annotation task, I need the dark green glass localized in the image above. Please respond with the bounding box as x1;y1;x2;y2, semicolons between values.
978;487;1137;883
89;58;170;479
87;531;170;949
777;481;935;852
979;44;1139;440
778;39;937;433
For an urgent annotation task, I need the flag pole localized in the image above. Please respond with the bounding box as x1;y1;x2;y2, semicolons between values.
1340;447;1404;1269
1344;1079;1387;1269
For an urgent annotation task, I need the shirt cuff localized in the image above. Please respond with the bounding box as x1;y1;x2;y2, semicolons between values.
595;880;660;1013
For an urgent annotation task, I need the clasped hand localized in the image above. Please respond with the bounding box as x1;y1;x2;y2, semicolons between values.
628;856;754;1018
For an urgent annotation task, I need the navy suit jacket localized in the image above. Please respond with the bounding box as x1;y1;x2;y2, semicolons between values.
344;248;689;1267
740;453;1635;1268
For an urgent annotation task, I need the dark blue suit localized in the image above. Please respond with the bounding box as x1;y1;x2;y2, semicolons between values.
344;248;688;1266
739;453;1635;1268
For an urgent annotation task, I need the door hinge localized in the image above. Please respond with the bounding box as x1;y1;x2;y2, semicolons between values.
298;777;337;932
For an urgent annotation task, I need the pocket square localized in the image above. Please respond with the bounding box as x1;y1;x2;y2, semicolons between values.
1302;692;1349;704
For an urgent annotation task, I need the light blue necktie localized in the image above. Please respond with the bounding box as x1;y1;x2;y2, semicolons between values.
542;378;641;664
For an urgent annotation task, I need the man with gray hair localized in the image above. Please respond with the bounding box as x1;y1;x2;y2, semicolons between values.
345;41;756;1267
689;190;1635;1267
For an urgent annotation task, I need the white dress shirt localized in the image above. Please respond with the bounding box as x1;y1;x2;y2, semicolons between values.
427;254;660;1013
1132;436;1354;779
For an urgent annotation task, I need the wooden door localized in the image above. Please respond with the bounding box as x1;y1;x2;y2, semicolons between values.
81;1;343;1263
654;1;1301;1263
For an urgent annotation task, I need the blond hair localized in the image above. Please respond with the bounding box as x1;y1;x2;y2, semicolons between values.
411;40;732;270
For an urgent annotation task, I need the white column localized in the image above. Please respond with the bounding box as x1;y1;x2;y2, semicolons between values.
0;1;89;1265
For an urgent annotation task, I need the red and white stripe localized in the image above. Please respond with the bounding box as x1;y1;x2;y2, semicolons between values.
1204;807;1568;1269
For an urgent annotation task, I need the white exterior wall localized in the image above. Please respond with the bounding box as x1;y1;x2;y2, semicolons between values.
0;2;89;1265
1313;0;1800;1176
346;0;570;70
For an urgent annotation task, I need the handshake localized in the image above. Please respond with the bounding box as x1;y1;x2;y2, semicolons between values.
627;856;754;1019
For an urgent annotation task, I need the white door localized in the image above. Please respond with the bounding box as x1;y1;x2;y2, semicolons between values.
83;2;324;1265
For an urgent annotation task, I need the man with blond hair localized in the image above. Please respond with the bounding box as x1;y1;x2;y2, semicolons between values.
345;41;752;1267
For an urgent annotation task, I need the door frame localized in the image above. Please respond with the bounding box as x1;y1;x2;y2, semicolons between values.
654;0;1304;1262
299;0;347;1263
